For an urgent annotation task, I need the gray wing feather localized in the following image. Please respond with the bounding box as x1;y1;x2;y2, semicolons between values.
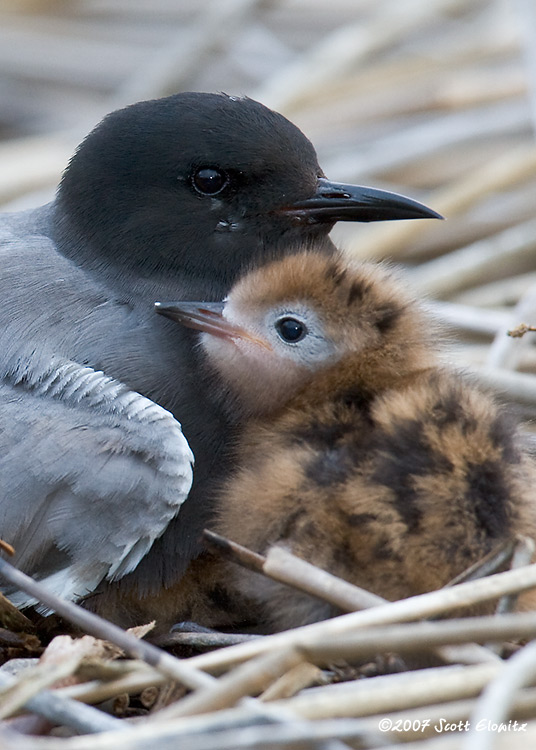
0;356;194;609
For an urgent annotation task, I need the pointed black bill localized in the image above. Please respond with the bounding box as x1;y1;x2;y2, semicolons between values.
156;301;272;350
280;178;443;224
155;301;226;335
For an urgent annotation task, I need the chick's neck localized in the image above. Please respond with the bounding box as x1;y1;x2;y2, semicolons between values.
277;339;438;418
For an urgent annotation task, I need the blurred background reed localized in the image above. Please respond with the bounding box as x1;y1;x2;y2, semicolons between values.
3;0;536;425
3;4;536;747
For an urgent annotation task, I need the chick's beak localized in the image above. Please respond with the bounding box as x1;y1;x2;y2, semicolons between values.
155;301;272;350
280;178;443;224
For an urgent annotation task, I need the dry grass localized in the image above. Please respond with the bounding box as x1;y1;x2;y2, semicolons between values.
2;0;536;747
4;538;536;749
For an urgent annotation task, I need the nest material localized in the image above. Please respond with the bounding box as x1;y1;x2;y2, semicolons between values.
2;0;536;747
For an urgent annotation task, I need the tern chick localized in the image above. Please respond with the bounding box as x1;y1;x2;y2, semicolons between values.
159;251;536;631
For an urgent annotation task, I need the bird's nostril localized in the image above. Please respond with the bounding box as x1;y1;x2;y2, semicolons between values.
328;191;352;200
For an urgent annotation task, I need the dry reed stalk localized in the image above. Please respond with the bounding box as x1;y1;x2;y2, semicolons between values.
425;301;510;336
255;0;469;113
2;2;536;747
259;662;324;702
0;671;121;734
0;556;215;691
300;613;536;665
55;605;536;710
465;640;536;750
410;218;536;297
453;272;536;307
277;662;503;719
189;564;536;674
0;135;74;205
155;648;304;720
343;146;536;262
486;285;536;369
472;367;536;404
0;656;84;719
111;0;266;108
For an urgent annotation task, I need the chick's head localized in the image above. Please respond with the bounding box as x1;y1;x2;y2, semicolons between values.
201;251;433;416
157;250;435;419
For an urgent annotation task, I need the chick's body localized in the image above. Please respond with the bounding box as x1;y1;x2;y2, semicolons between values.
217;369;536;629
163;252;536;632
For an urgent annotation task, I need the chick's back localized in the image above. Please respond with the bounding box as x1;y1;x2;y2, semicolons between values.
215;366;536;629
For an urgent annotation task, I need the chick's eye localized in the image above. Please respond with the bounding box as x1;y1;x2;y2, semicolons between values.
275;317;307;343
192;167;229;195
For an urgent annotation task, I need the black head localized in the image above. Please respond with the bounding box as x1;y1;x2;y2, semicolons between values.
54;92;440;292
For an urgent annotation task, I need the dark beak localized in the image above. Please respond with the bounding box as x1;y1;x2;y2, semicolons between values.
155;301;271;349
280;178;443;224
155;301;226;334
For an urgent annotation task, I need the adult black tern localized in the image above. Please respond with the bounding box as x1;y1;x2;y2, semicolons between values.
0;91;440;620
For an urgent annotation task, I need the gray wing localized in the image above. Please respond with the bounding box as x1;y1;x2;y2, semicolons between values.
0;356;194;610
